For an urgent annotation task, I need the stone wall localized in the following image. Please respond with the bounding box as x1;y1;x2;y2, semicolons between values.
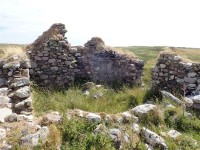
0;54;32;122
151;51;200;95
28;23;144;87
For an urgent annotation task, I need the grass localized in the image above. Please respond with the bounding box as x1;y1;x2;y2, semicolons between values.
1;44;200;149
32;85;147;116
0;44;25;58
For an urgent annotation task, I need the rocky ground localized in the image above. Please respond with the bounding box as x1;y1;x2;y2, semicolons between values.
0;80;200;149
0;43;200;149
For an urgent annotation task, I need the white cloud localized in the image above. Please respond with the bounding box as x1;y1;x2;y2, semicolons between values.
0;0;200;47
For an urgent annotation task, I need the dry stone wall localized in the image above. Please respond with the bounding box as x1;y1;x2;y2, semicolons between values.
28;23;144;87
151;51;200;95
0;54;32;122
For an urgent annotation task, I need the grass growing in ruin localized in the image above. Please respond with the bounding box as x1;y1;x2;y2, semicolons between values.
32;85;147;116
1;44;200;149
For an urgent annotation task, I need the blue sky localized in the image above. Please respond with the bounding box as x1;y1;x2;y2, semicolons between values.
1;0;200;47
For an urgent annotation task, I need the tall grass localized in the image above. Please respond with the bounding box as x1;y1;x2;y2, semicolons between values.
0;44;26;58
32;86;147;116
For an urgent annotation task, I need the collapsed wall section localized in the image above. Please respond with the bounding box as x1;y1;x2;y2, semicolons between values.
151;51;200;95
28;23;144;87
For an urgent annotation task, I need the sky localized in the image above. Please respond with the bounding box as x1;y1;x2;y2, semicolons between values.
0;0;200;47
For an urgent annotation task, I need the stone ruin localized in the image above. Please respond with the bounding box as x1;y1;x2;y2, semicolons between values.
0;54;32;122
151;50;200;95
27;23;144;88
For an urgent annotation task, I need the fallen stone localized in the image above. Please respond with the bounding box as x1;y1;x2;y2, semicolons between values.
93;92;103;99
120;111;132;122
37;126;49;143
0;107;12;123
183;97;193;107
184;112;193;119
141;127;167;149
164;103;176;109
21;126;49;146
41;112;62;125
131;104;157;114
21;133;40;146
66;109;84;119
109;128;129;149
161;91;183;105
82;82;96;91
167;129;181;139
83;90;90;96
187;95;200;104
132;123;140;134
86;113;101;123
109;128;122;149
145;143;154;150
94;124;107;135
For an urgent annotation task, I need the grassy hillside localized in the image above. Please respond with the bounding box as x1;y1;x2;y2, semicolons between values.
1;44;200;149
